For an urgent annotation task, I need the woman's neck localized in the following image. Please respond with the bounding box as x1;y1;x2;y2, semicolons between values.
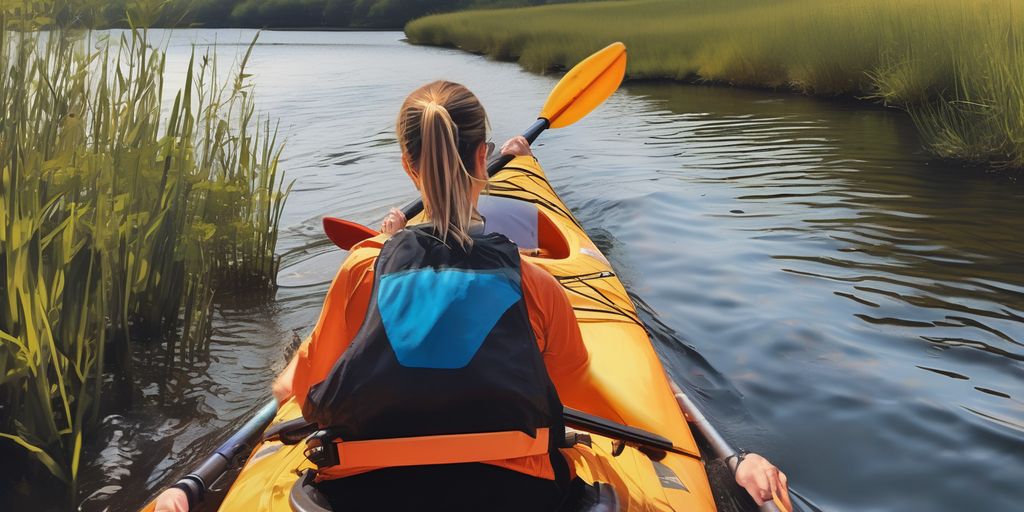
416;209;485;235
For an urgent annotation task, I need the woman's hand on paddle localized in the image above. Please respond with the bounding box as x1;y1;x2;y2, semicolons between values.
500;136;533;158
380;207;407;235
733;452;792;510
153;487;190;512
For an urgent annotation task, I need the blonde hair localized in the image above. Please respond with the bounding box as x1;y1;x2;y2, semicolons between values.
397;81;487;247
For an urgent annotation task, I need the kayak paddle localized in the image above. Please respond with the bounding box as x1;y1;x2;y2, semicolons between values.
670;380;794;512
140;399;279;512
323;217;378;250
323;41;627;250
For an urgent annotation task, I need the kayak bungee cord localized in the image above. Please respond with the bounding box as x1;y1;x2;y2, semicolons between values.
557;273;647;329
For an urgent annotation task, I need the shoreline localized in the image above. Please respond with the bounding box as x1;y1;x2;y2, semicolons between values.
415;39;1013;177
405;0;1024;174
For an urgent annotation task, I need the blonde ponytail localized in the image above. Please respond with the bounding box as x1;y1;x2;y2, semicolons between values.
397;81;488;247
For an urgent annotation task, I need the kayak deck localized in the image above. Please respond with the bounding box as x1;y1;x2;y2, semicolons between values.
218;156;716;511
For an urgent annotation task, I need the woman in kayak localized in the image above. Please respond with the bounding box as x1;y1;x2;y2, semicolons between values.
154;80;790;512
281;80;583;510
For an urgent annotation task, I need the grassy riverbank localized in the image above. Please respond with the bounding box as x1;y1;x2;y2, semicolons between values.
1;1;288;498
407;0;1024;170
58;0;585;29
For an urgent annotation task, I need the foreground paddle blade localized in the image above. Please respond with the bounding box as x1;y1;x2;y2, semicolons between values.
774;489;794;512
539;42;627;128
324;217;379;250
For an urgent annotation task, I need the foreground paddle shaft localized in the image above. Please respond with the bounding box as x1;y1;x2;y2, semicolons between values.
670;381;786;512
141;399;278;512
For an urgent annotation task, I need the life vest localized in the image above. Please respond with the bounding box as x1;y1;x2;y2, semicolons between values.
303;226;566;476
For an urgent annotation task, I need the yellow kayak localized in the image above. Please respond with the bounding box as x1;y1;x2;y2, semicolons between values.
218;155;717;512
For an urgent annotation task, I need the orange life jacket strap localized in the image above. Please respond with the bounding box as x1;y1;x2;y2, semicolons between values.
327;428;550;470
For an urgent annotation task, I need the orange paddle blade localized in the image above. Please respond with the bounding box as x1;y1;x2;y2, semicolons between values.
323;217;379;250
539;42;627;129
774;489;794;512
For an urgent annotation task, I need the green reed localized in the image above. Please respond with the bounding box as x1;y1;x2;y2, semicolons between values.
407;0;1024;170
0;0;289;494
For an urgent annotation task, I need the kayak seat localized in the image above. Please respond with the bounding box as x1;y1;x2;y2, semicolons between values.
290;470;332;512
288;468;620;512
569;481;620;512
479;194;570;260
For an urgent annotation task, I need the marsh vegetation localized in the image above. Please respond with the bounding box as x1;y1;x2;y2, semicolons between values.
57;0;584;29
407;0;1024;170
0;0;288;498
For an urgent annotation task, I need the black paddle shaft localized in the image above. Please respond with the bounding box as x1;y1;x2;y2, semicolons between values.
398;118;551;220
169;399;278;507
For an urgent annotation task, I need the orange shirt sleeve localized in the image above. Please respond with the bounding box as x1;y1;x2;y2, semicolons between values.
291;237;385;410
520;259;590;392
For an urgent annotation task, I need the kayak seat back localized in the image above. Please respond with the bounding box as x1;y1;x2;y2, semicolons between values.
574;482;620;512
479;194;570;260
479;195;538;249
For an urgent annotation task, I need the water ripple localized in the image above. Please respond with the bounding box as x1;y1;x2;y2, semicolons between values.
68;32;1024;512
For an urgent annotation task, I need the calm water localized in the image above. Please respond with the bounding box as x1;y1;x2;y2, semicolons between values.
67;31;1022;511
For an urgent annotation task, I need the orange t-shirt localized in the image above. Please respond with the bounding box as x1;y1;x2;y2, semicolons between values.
290;234;589;480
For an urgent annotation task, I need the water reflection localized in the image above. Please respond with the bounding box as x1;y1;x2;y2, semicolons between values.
67;33;1023;512
632;84;1024;368
618;83;1024;510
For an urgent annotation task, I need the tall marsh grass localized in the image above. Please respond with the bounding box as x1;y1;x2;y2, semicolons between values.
407;0;1024;170
0;0;289;494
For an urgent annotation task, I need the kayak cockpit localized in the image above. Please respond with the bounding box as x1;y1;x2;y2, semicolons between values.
288;468;620;512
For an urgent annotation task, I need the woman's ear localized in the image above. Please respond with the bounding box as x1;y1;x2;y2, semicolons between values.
474;142;488;180
402;154;421;189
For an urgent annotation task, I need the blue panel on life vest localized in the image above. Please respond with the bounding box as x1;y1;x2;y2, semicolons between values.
377;268;522;369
